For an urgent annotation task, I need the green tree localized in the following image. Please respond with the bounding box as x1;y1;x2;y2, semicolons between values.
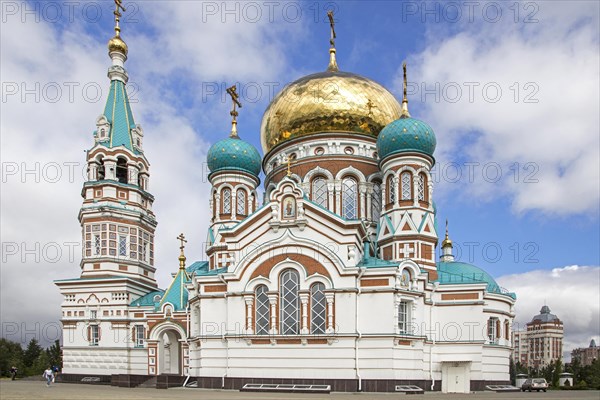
30;351;50;376
552;359;562;387
23;339;42;368
46;340;62;369
0;338;24;377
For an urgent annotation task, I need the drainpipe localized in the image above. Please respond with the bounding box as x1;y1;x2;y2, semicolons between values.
219;274;228;389
182;302;190;387
430;282;439;391
355;259;366;392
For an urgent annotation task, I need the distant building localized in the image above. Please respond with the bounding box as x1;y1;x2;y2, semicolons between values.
571;340;599;366
512;306;563;369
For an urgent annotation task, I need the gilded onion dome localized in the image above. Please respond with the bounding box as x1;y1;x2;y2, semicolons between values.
260;70;403;153
108;35;128;55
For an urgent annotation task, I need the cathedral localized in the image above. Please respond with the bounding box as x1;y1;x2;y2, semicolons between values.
55;4;516;394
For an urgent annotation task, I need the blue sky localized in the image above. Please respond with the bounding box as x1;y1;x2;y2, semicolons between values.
1;1;598;352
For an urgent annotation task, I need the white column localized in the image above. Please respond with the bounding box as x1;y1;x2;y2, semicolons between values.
103;157;117;180
327;182;335;213
325;292;335;333
334;180;342;215
268;294;278;335
359;182;367;219
366;187;372;220
299;292;309;334
244;295;254;334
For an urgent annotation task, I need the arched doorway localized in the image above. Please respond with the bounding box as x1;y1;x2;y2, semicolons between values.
158;329;181;375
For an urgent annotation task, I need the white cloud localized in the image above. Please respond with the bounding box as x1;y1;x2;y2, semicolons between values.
497;265;600;360
399;1;600;215
0;3;297;346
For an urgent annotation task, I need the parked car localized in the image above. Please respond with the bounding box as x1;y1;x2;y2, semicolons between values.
521;378;548;392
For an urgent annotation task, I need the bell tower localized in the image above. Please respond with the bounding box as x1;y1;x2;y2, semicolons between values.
79;5;157;288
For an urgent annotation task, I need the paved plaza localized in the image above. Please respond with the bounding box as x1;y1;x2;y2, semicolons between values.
1;380;599;400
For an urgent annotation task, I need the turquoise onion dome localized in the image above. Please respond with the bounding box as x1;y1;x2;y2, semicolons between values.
377;62;436;161
377;116;436;160
207;137;262;177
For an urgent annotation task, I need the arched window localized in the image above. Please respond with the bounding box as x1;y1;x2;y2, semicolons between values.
341;177;358;219
116;157;128;184
236;189;246;215
504;320;510;340
222;188;231;214
255;285;270;335
417;173;427;202
371;181;382;221
279;269;300;335
310;283;327;335
400;171;412;200
311;177;328;207
387;176;396;204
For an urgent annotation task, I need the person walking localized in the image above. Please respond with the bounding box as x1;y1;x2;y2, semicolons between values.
42;367;54;387
10;366;17;380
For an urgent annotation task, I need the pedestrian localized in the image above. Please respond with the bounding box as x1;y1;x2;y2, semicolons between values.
10;366;17;380
42;367;54;387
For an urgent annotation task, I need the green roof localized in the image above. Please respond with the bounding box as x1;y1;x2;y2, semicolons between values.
436;261;516;299
159;267;190;311
100;79;139;153
207;137;262;177
130;290;164;307
187;261;227;277
377;116;436;160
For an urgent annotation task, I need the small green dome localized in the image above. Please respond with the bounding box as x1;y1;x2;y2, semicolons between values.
436;261;516;299
207;137;262;177
377;117;436;160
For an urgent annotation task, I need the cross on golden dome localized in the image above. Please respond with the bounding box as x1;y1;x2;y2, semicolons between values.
327;10;339;72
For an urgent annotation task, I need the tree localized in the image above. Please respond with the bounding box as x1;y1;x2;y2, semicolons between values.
0;338;24;377
23;339;42;368
46;340;62;369
552;359;562;387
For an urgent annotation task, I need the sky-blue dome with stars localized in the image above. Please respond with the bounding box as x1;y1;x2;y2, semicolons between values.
207;137;262;177
376;116;436;160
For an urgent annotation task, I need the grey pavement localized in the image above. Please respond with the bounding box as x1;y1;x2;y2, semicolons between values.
1;380;599;400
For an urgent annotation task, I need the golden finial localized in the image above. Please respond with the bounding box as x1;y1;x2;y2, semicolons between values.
327;10;339;72
177;233;187;269
108;0;128;55
442;219;452;248
400;61;411;118
226;85;242;138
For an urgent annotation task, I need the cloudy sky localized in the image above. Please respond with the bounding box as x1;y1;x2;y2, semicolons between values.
1;1;598;357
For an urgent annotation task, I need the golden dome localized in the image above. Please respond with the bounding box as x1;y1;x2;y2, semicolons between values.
260;70;403;153
108;35;128;55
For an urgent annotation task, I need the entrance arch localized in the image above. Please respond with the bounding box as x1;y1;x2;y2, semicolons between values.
158;329;181;375
149;322;185;375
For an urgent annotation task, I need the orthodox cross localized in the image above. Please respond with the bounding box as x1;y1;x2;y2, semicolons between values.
177;233;187;252
401;62;411;118
113;0;126;35
226;85;242;137
327;10;336;48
